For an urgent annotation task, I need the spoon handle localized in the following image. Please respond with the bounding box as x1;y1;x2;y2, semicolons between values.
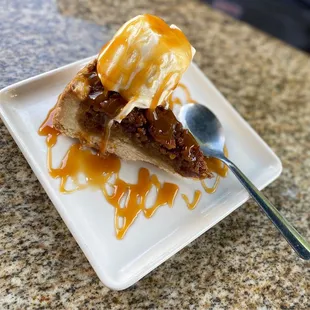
219;155;310;260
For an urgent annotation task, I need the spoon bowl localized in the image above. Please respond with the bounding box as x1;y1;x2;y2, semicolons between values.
179;103;225;156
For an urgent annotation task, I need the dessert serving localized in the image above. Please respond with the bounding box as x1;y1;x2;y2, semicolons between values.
53;59;211;179
39;14;228;238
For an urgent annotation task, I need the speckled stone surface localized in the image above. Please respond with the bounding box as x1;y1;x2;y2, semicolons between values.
0;0;309;308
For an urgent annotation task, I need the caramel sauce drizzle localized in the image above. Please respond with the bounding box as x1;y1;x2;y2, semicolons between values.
39;82;228;238
182;190;201;210
167;82;196;109
103;168;179;238
38;108;60;173
81;70;127;153
39;108;179;239
201;146;229;194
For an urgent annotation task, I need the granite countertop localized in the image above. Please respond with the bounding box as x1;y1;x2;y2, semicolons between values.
1;0;309;308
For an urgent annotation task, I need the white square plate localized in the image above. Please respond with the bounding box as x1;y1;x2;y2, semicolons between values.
0;56;282;290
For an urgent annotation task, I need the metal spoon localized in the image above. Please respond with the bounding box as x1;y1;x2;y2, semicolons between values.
179;103;310;260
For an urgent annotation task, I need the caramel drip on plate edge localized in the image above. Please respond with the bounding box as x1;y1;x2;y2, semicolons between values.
39;84;227;239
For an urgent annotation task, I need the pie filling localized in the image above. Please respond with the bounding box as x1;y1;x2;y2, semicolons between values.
77;60;212;179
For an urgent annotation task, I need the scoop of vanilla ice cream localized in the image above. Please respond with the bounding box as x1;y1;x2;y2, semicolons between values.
97;14;194;121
